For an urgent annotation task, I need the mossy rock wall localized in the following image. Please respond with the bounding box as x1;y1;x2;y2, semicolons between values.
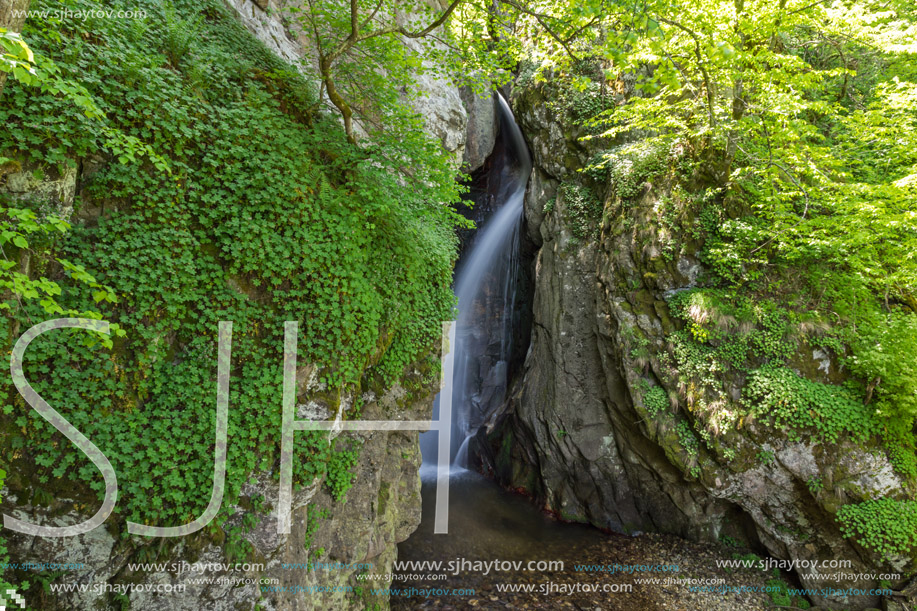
480;73;914;611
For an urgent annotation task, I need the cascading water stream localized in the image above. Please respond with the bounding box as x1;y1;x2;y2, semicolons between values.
397;90;752;611
420;93;532;474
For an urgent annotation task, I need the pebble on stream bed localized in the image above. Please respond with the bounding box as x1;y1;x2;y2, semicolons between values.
391;532;778;611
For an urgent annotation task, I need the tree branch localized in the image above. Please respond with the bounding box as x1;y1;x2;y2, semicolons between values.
359;0;385;32
497;0;581;62
307;0;464;143
658;17;716;129
735;118;812;255
328;0;464;63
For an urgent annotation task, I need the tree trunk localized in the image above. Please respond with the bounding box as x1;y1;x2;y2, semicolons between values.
0;0;31;99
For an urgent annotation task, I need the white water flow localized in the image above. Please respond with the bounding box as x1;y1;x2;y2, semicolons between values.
420;94;532;476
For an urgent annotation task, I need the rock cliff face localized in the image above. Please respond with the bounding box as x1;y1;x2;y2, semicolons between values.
0;3;496;609
224;0;494;171
480;75;913;610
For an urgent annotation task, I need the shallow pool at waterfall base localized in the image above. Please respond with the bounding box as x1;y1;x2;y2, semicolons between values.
391;471;779;610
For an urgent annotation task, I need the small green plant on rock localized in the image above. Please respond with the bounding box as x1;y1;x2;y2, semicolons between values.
765;576;810;609
837;498;917;559
806;477;824;494
558;182;603;240
325;442;360;503
743;365;877;445
593;141;668;203
642;384;669;418
677;420;699;457
304;505;331;552
224;526;253;564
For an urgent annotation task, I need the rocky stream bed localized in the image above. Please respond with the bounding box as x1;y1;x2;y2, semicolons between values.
390;472;785;611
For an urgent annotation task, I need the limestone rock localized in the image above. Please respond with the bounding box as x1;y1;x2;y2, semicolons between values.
225;0;470;169
482;74;914;611
460;87;497;172
225;0;303;65
0;161;78;217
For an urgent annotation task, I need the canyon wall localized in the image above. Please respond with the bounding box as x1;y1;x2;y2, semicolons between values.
478;73;915;611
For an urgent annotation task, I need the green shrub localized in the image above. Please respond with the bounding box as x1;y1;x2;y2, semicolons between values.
743;365;877;444
325;443;359;502
667;289;797;369
161;1;202;67
0;0;460;533
837;498;917;559
544;75;615;127
558;182;603;240
765;578;792;607
595;141;668;202
677;420;699;457
642;385;669;417
847;311;917;422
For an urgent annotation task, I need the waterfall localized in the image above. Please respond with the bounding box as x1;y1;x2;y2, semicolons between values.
420;93;532;473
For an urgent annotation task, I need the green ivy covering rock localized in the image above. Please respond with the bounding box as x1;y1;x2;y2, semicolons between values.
837;498;917;560
0;0;460;541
